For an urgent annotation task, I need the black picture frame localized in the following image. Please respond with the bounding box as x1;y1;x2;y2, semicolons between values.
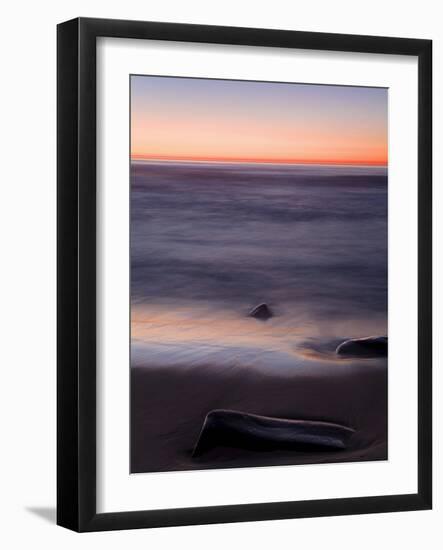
57;17;432;532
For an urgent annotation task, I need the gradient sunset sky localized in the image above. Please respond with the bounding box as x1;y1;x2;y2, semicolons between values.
131;75;387;166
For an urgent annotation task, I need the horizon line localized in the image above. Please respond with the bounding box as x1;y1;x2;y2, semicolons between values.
131;155;388;167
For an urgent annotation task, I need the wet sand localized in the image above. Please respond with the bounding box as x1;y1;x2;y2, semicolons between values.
131;359;387;473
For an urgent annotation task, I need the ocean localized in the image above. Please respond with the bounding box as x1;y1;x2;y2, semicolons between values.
130;160;388;472
131;160;387;369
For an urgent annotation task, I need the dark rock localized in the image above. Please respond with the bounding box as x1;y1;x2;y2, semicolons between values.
336;336;388;358
192;409;355;457
249;303;273;321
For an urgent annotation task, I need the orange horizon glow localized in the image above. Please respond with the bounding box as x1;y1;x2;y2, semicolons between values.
131;154;387;167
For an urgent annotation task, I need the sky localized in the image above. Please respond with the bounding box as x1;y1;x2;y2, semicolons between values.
131;75;388;166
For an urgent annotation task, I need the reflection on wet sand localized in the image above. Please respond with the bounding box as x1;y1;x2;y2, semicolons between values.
131;304;386;369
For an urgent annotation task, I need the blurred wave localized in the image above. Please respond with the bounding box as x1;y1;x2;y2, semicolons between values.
131;160;387;352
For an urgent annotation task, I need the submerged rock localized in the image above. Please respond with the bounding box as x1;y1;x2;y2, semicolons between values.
192;409;355;457
336;336;388;358
249;303;273;321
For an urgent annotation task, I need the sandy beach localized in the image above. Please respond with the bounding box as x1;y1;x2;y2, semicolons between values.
131;354;387;473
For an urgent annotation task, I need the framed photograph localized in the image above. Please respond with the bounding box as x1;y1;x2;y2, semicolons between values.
57;17;432;531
